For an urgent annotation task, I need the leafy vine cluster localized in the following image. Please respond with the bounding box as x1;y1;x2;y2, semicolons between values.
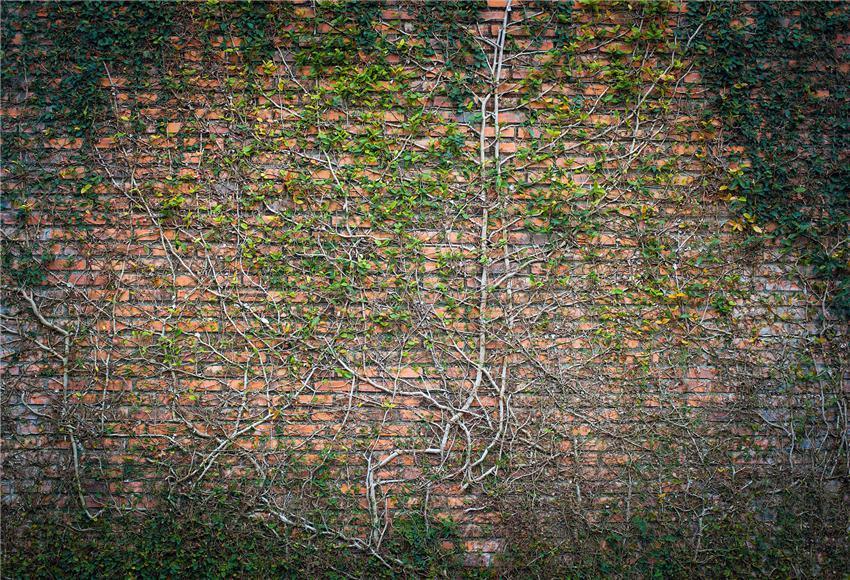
689;1;850;320
2;1;847;577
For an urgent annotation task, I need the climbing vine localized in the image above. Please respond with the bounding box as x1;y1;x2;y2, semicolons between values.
689;1;850;319
2;1;847;577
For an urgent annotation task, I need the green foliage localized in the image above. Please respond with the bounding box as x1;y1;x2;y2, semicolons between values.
6;508;329;578
0;243;50;288
388;513;462;574
294;0;382;68
3;501;466;579
2;2;177;134
411;0;488;111
200;1;294;65
689;1;850;318
496;496;849;578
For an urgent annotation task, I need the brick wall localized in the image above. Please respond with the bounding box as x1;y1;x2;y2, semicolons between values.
2;0;847;572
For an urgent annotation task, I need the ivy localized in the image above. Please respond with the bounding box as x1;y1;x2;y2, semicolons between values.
3;499;465;579
201;1;294;66
293;1;382;69
0;243;51;288
7;1;178;134
689;1;850;318
408;0;488;111
2;2;847;576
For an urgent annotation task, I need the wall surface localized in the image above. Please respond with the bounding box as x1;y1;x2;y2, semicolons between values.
2;1;848;576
